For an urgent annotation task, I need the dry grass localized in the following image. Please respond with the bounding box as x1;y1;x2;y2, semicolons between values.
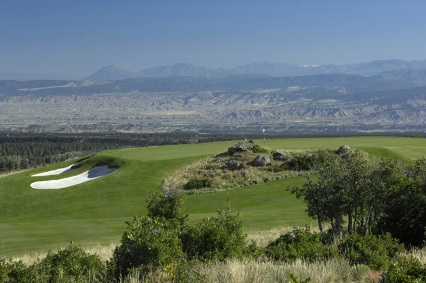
161;152;298;194
116;258;373;283
17;240;426;283
11;243;117;266
190;258;372;283
247;226;330;248
404;246;426;264
247;227;298;247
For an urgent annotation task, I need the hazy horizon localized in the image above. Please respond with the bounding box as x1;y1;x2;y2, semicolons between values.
2;1;426;79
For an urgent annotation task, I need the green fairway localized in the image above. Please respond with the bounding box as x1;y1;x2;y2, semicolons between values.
0;136;425;256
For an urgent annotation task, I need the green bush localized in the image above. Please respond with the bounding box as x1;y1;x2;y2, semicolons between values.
243;240;265;259
30;244;105;282
382;256;426;282
252;144;269;153
146;190;188;227
283;150;334;171
180;208;246;261
265;226;337;262
338;233;403;270
110;216;184;280
183;178;213;190
0;259;28;283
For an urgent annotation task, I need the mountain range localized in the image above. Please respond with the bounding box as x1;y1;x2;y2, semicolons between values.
1;59;426;135
83;59;426;81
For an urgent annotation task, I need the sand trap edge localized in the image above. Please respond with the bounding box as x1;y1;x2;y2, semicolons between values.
31;166;117;190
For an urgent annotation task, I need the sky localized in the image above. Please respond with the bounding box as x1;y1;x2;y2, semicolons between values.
1;0;426;79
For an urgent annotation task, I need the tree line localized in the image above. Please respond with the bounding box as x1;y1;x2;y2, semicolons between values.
0;132;240;174
292;152;426;247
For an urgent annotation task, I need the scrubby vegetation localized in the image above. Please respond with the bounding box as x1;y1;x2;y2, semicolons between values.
2;138;426;282
161;141;358;194
265;226;337;263
3;183;426;282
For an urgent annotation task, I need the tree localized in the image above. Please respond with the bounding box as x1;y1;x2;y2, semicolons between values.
376;158;426;247
292;152;379;237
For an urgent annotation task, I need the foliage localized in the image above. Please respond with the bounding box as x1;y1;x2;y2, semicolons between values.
146;190;188;227
292;151;426;246
288;273;311;283
338;233;403;270
265;226;337;262
0;259;28;283
183;178;213;190
243;240;265;259
376;158;426;247
139;261;204;283
381;256;426;283
292;153;426;248
283;150;335;171
180;208;246;261
110;216;184;280
291;153;395;238
252;143;269;153
28;244;106;282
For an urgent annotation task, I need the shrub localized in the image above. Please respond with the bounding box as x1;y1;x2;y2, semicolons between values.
0;259;28;283
338;233;403;270
146;190;188;227
183;178;213;190
30;244;106;282
382;256;426;283
180;208;246;261
283;150;334;171
110;216;184;280
252;144;269;153
265;226;337;262
243;240;265;259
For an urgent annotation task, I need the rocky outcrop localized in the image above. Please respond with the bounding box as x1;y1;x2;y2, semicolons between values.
272;151;290;161
227;140;256;155
337;145;352;155
252;155;271;167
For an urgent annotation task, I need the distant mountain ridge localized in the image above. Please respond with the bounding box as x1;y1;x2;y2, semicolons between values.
83;59;426;81
2;63;426;134
84;65;138;81
4;68;426;96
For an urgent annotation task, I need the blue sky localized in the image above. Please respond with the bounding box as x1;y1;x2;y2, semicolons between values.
1;0;426;78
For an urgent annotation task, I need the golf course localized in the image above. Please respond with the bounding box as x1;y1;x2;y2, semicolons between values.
0;136;425;257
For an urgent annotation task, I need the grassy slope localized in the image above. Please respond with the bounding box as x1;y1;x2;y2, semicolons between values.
0;136;424;256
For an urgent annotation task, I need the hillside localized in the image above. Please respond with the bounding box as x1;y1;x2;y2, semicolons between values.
1;69;426;134
0;136;425;256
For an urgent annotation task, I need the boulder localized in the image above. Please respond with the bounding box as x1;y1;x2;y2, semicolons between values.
226;160;240;171
227;140;255;155
252;155;271;167
337;145;352;155
272;151;290;161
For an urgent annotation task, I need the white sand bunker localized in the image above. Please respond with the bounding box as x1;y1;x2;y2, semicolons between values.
32;165;76;177
31;166;117;190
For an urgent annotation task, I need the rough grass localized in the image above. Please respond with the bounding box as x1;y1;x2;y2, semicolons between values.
195;258;373;283
9;232;426;283
161;151;299;194
0;136;425;257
